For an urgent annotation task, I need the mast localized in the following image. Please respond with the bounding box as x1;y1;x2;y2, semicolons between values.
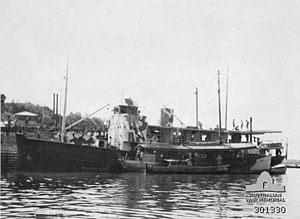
285;138;288;159
225;67;229;130
56;94;59;115
53;93;55;117
60;57;69;142
217;70;222;143
195;87;198;128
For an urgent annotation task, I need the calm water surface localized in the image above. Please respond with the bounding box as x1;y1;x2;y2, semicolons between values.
1;169;299;218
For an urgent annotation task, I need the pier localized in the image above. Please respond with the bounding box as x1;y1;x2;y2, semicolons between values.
283;159;300;168
1;133;19;172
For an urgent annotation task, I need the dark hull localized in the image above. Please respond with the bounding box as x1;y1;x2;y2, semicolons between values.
118;159;147;172
16;134;120;172
269;164;287;174
271;156;285;167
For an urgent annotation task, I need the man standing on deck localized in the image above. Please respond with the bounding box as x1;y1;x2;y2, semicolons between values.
233;119;235;130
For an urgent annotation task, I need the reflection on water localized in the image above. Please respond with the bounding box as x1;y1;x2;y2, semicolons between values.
1;169;298;218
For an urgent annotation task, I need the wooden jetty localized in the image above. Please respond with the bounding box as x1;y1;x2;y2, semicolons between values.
283;159;300;168
1;133;19;172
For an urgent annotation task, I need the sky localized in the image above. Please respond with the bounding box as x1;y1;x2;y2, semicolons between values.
1;0;300;158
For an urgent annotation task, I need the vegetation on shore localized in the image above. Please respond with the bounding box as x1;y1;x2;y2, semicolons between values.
1;95;105;131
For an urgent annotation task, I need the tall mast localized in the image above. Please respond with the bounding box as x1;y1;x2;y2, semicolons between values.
61;57;69;142
217;70;222;143
195;87;198;128
53;93;55;117
225;67;229;130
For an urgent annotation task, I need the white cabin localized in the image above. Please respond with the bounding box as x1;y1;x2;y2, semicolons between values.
108;104;147;151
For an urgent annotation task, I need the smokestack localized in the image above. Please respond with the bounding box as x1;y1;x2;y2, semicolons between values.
56;94;59;115
53;93;55;116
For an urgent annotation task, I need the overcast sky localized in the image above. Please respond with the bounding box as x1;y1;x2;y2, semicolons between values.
1;0;300;158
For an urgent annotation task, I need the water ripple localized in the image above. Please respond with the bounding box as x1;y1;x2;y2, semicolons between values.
1;170;298;218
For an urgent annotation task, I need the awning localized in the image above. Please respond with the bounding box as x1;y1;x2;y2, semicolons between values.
14;111;38;117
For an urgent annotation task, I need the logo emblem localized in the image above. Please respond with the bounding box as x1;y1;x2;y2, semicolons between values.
246;171;285;192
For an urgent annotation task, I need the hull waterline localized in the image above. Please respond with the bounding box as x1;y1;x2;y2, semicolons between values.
16;134;121;172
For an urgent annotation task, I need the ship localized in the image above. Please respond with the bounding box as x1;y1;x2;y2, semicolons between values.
14;63;122;173
113;72;286;174
15;99;284;173
108;100;283;174
15;70;286;173
16;133;120;172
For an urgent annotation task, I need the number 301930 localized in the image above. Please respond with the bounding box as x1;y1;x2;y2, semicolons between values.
254;206;286;214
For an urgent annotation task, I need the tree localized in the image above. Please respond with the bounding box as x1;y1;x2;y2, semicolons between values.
3;100;106;131
65;112;82;128
1;94;5;104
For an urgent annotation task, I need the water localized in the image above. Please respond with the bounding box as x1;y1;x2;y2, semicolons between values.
1;169;299;218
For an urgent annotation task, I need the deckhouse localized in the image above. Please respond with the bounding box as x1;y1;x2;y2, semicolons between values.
108;100;147;151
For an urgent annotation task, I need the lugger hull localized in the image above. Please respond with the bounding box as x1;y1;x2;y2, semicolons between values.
145;164;230;174
120;149;272;174
228;155;272;174
16;134;121;172
118;159;148;172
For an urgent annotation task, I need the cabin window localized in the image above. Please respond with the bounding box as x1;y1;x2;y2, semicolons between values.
171;162;177;165
128;107;138;115
162;161;169;166
120;106;128;114
241;135;248;142
118;105;138;114
228;135;232;143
